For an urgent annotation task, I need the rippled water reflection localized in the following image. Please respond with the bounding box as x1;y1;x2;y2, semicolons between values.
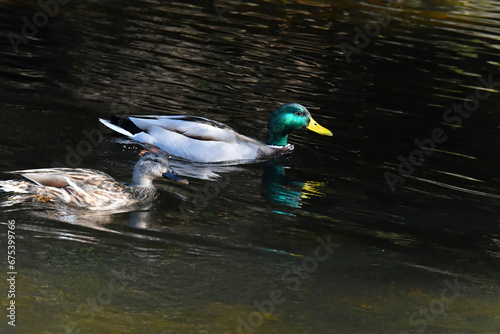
0;0;499;333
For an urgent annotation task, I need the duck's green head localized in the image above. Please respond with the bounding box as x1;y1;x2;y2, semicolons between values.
266;103;332;146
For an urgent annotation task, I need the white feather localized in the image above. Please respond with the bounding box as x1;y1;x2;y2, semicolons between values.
64;177;89;196
99;119;134;137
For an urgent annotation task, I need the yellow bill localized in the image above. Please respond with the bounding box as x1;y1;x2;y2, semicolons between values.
306;117;333;136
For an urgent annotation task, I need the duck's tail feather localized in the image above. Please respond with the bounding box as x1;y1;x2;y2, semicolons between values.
99;117;141;137
0;180;33;193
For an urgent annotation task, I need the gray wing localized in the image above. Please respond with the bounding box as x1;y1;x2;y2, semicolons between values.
127;115;265;145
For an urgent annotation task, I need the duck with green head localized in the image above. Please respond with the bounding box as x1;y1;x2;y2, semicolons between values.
99;103;332;163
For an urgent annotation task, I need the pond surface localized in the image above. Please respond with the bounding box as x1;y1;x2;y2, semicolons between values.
0;0;500;333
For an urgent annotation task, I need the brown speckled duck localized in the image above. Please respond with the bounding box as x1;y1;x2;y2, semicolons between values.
0;151;188;210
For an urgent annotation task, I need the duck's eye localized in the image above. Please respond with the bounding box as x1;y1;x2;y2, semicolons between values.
153;158;160;163
295;110;304;116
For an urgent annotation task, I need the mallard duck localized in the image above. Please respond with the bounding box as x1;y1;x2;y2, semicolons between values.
99;103;332;163
0;151;188;210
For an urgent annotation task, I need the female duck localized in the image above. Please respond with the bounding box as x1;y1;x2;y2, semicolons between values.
0;151;188;210
99;103;332;163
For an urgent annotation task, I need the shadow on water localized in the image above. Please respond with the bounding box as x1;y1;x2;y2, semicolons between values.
0;0;500;333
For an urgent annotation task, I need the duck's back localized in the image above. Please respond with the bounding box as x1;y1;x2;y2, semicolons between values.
6;168;135;210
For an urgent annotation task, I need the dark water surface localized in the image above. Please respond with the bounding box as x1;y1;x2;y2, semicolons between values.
0;0;499;333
